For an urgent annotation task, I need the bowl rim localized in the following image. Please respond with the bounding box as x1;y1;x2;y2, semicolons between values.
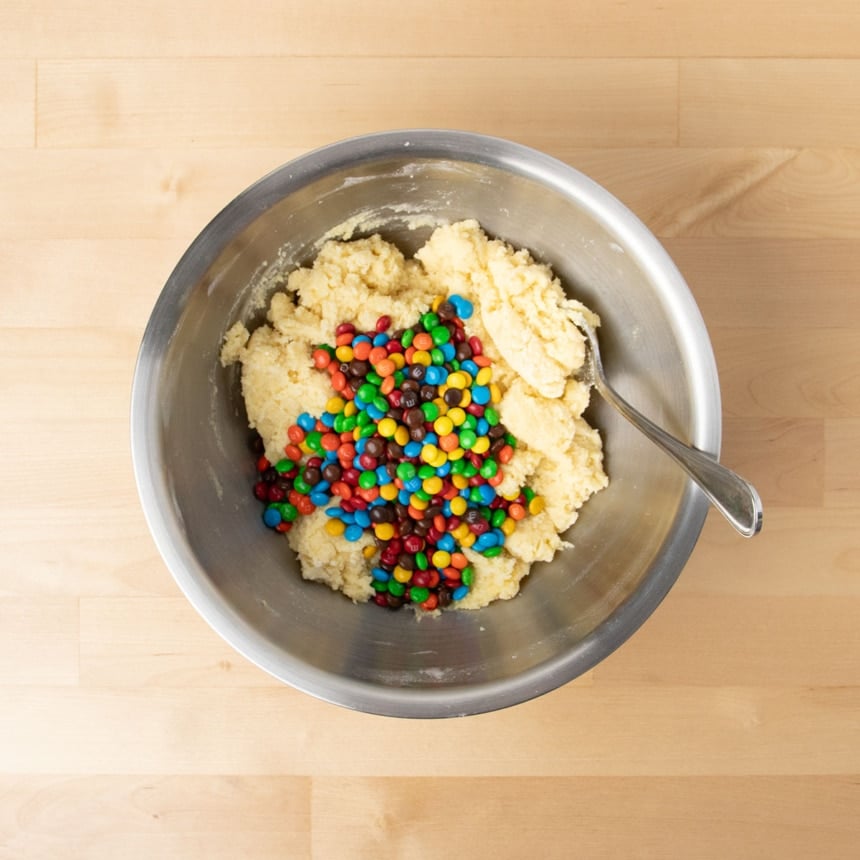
131;129;720;718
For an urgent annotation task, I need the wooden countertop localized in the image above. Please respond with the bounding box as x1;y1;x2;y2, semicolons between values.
2;2;859;857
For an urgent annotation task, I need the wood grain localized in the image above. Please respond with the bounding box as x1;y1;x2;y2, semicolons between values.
37;58;678;149
0;775;310;860
2;2;859;857
681;60;860;146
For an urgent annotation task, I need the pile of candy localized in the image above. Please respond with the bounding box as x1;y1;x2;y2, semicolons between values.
250;295;544;611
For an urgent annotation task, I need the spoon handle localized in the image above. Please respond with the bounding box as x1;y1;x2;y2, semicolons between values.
595;376;763;538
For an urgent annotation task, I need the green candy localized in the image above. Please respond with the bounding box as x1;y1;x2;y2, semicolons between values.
388;580;406;597
461;566;474;587
421;312;439;330
401;328;415;348
293;476;312;494
484;407;500;426
318;343;335;357
357;383;377;402
280;503;299;522
343;415;357;432
359;424;376;439
415;551;428;570
413;489;432;502
275;458;293;472
397;462;417;481
371;579;389;593
462;414;477;431
366;371;383;386
479;459;498;479
358;471;377;489
418;465;436;480
505;432;517;448
333;414;345;433
430;348;445;365
431;325;451;345
410;586;430;603
483;546;503;558
421;402;440;422
462;461;478;478
491;508;506;528
394;370;405;386
450;460;467;475
305;431;323;452
459;429;477;450
523;487;536;503
372;395;388;413
357;411;371;427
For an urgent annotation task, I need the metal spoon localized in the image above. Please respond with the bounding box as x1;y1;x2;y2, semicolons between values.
575;317;763;537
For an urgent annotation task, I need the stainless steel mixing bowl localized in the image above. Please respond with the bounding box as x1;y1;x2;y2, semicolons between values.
131;130;720;717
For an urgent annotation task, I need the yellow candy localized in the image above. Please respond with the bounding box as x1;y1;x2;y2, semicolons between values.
378;417;397;438
393;566;412;583
489;383;502;404
432;550;452;568
460;532;476;548
476;367;493;386
502;489;520;501
335;345;354;362
380;483;399;501
325;519;346;537
299;440;313;454
421;444;439;464
433;397;448;414
528;496;546;515
434;416;454;436
374;523;395;541
447;447;465;462
500;517;516;536
471;436;490;455
452;524;471;542
394;425;410;446
448;407;466;426
431;295;444;311
423;476;443;495
460;389;471;407
450;496;467;516
451;474;469;490
412;350;431;366
410;495;429;511
390;352;406;370
429;451;447;469
343;401;357;417
363;545;378;559
352;428;362;441
446;372;467;390
326;396;346;414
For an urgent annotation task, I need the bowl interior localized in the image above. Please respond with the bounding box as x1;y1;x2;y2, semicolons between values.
134;134;718;716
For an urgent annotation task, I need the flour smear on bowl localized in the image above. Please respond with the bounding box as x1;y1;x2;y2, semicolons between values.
221;220;608;610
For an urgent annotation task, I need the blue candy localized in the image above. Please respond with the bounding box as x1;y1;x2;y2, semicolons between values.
450;294;474;320
436;533;456;552
436;461;452;477
319;411;335;428
440;343;456;361
491;527;506;546
372;333;389;347
366;404;385;421
471;385;490;405
263;507;281;528
297;412;316;432
310;492;329;507
353;395;367;411
371;567;390;582
460;359;479;377
375;466;392;485
404;441;422;458
344;524;364;542
452;585;470;601
353;335;371;345
354;510;371;528
355;437;368;454
315;480;331;492
325;507;342;518
474;532;496;551
404;477;422;493
398;489;412;505
442;500;452;516
476;418;489;436
423;432;438;446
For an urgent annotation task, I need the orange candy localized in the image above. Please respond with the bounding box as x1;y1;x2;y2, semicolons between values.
508;503;526;521
353;340;372;360
439;433;459;452
375;358;396;377
412;332;434;350
473;354;492;367
320;433;340;452
498;444;514;464
488;472;504;487
369;346;388;365
287;425;305;444
312;349;331;369
335;332;354;346
284;444;302;461
380;376;396;395
450;552;469;570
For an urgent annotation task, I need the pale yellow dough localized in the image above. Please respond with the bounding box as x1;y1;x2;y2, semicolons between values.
221;220;608;609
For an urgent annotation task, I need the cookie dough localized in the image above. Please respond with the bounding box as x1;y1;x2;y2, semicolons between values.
221;220;608;609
